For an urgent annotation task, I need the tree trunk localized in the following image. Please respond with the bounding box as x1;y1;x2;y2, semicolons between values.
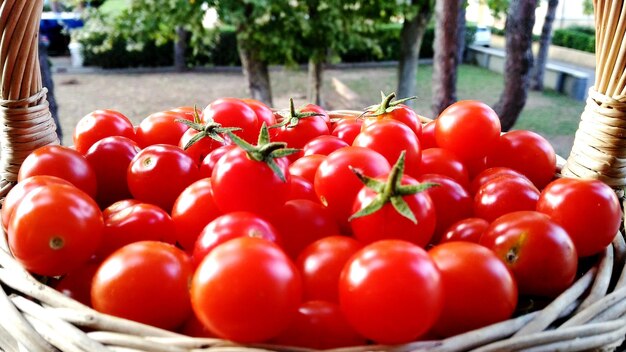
431;0;462;117
174;26;188;72
237;36;273;106
456;0;467;63
397;0;435;106
307;58;324;107
39;39;62;143
530;0;559;91
494;0;538;131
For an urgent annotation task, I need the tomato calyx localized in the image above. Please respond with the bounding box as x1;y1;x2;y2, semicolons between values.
177;107;241;150
363;92;417;118
270;98;324;129
349;151;437;224
49;236;64;250
227;124;300;182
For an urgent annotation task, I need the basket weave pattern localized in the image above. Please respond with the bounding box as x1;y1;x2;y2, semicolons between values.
2;0;626;351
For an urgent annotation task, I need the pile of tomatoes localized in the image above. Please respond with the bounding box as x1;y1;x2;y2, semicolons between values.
2;94;622;348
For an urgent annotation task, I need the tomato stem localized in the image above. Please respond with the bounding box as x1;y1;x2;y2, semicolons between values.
49;236;64;250
364;92;418;118
270;98;324;129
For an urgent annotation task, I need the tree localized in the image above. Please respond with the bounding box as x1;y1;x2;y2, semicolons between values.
493;0;538;131
431;0;465;117
397;0;436;105
530;0;559;91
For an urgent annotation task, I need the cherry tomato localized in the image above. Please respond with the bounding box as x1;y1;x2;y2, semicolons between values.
537;178;622;257
272;300;366;349
440;217;489;244
9;184;103;277
271;110;330;150
480;211;577;297
242;98;276;132
18;145;98;199
84;136;140;208
420;120;437;149
191;237;302;343
470;166;531;195
331;117;362;145
179;128;227;166
199;144;237;178
339;240;443;344
102;199;141;219
474;175;540;222
435;100;501;161
486;130;556;189
288;175;319;203
418;148;470;189
135;111;190;148
429;242;517;337
92;241;193;330
362;103;422;138
72;109;135;154
300;103;331;128
289;154;326;185
202;98;259;144
303;135;349;156
296;235;363;302
53;260;100;307
127;144;200;212
171;178;222;251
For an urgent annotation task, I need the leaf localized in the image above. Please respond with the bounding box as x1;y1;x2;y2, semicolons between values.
390;196;417;224
349;195;386;221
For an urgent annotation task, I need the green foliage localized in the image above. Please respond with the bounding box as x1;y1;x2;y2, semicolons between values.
552;26;595;53
482;0;510;19
582;0;593;16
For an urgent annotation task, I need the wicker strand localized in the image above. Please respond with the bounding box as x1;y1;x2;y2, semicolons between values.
575;244;614;313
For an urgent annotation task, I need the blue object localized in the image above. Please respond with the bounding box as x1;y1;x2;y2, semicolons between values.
39;12;84;55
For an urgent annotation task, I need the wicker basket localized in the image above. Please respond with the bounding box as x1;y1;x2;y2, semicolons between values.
2;0;626;351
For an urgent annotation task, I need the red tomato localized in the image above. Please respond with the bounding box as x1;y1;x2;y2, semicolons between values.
480;211;577;297
440;217;489;244
242;99;277;140
92;241;193;330
127;144;200;212
2;175;73;231
331;118;362;145
191;237;302;343
420;120;437;149
179;127;226;166
102;199;141;219
179;312;217;338
537;178;622;257
202;98;259;143
362;101;422;138
53;260;100;307
272;300;366;349
97;202;176;259
418;173;473;244
339;240;443;344
135;111;190;148
288;175;319;202
353;119;421;177
435;100;501;161
289;154;326;185
350;175;436;247
429;242;517;337
314;146;391;232
72;109;135;154
269;199;340;259
486;130;556;189
296;235;363;302
169;106;199;121
418;148;470;189
300;103;331;128
211;146;291;219
271;110;330;150
18;145;98;199
84;136;140;208
470;166;531;195
192;212;280;267
171;178;222;251
199;144;237;178
303;135;349;156
9;184;103;277
474;175;540;222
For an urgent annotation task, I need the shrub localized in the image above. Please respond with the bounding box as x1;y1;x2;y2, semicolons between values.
552;27;595;53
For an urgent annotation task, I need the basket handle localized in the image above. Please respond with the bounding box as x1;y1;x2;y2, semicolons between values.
0;0;59;199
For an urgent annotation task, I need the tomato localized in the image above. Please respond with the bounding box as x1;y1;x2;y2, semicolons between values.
127;144;200;212
350;174;436;247
420;120;437;149
362;94;422;138
199;144;237;178
192;212;280;267
269;199;340;259
289;154;326;185
242;99;276;131
97;202;176;259
9;184;103;277
288;175;319;203
272;301;366;349
211;145;291;219
331;117;362;145
418;173;473;244
435;100;501;161
479;211;577;297
179;127;226;166
486;130;556;189
84;136;140;208
474;175;540;222
170;106;199;121
179;312;217;338
2;175;73;231
428;242;517;337
92;241;193;330
191;237;302;343
296;235;363;302
18;145;98;199
418;148;470;189
300;103;331;128
353;119;421;177
339;240;443;344
72;109;135;154
314;146;391;232
202;98;259;144
102;199;141;219
537;178;622;257
440;217;489;244
171;178;222;251
303;135;349;156
270;102;330;152
53;259;100;307
135;111;190;148
470;166;531;195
